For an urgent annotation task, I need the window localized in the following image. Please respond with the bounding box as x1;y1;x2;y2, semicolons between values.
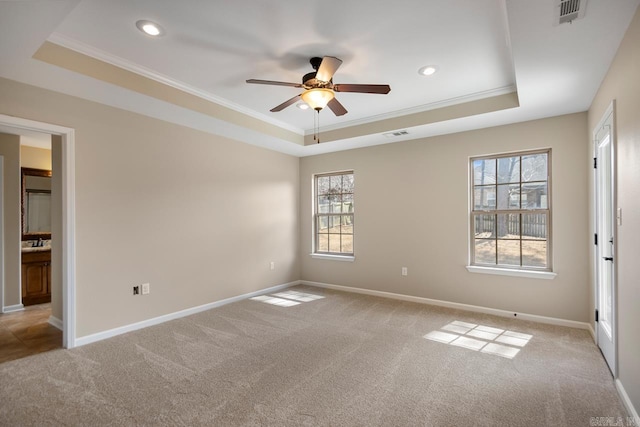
314;171;354;256
470;150;551;270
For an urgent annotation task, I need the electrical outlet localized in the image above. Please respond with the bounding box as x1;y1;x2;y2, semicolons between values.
401;267;408;276
133;285;140;295
142;283;150;295
270;261;275;270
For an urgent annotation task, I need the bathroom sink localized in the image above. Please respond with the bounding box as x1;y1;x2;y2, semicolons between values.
21;246;51;253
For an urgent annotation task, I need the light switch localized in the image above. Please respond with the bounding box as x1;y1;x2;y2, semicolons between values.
617;208;622;226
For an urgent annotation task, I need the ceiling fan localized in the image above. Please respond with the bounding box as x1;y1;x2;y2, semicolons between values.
246;56;391;116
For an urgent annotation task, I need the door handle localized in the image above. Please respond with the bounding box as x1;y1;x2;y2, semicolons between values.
603;257;614;262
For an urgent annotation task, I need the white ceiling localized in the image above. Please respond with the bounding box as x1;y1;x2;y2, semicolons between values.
1;0;638;156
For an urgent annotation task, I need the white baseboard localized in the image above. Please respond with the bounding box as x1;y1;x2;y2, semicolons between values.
303;281;591;331
588;323;596;342
48;316;63;331
75;280;301;347
616;379;640;425
3;303;24;313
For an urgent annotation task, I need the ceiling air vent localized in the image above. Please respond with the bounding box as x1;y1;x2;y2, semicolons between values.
557;0;587;24
383;130;409;138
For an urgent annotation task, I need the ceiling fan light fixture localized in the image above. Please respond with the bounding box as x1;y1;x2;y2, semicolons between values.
301;88;335;111
136;20;165;37
418;65;438;76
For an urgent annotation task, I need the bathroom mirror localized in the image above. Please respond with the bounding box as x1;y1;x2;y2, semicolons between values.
21;167;52;240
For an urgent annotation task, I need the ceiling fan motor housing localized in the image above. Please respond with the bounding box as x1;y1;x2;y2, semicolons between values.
309;57;323;70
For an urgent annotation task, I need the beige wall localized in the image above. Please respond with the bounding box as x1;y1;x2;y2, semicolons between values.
0;77;300;337
588;5;640;415
301;113;590;322
20;145;51;170
0;133;21;309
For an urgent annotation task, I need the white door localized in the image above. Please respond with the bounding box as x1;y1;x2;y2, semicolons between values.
594;108;616;375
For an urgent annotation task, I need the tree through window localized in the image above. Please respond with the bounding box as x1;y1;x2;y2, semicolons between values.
471;150;551;270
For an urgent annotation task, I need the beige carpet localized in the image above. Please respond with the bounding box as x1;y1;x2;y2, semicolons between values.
0;285;628;426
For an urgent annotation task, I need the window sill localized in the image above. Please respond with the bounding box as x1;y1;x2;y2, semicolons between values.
466;265;556;280
310;253;355;262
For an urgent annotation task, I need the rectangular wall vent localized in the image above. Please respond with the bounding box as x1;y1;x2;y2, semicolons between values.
383;130;409;138
557;0;587;24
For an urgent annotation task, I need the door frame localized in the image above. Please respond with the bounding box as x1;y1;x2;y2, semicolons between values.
0;114;76;349
592;100;617;376
0;156;4;312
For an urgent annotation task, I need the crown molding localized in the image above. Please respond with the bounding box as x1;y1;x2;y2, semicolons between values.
304;85;518;135
47;33;304;135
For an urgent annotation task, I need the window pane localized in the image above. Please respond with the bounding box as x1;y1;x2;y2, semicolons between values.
473;159;496;185
328;234;341;252
328;215;341;233
474;214;495;238
475;239;496;264
496;184;520;210
496;214;519;239
498;240;520;265
522;154;547;182
316;216;326;232
343;174;354;193
342;214;354;234
317;176;330;195
343;193;354;212
341;234;353;253
474;186;496;210
328;195;342;213
522;240;547;267
317;196;331;213
317;233;329;252
497;156;520;184
522;183;547;209
522;213;546;240
330;175;343;193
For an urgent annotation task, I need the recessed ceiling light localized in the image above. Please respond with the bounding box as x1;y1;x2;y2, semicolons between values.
136;20;164;37
296;102;310;110
418;65;438;76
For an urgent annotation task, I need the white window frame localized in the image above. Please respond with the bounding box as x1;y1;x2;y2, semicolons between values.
311;171;355;261
468;149;555;278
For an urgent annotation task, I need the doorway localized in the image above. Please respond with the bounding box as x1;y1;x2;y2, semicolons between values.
0;114;76;349
593;102;616;376
0;140;63;362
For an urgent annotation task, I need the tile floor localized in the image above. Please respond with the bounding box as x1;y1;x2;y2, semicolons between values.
0;303;62;363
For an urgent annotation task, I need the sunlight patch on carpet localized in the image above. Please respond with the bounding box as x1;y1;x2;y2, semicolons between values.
249;295;300;307
423;320;532;359
250;290;325;307
272;290;325;302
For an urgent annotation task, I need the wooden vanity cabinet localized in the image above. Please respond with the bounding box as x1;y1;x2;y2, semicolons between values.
21;250;51;306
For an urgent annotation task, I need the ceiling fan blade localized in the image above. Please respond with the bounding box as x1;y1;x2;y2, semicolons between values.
246;79;303;88
270;94;302;112
316;56;343;82
333;84;391;94
327;97;348;116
